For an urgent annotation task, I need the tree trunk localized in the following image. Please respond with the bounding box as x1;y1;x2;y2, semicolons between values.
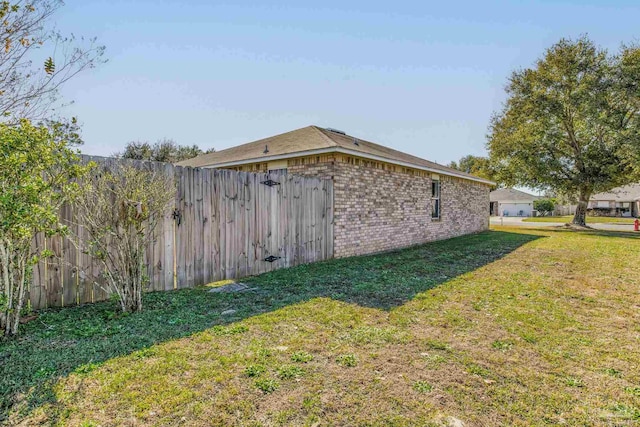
572;191;590;227
0;239;29;338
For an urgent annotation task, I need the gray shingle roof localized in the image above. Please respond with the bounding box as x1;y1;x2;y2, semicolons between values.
591;183;640;202
177;126;493;185
490;188;541;202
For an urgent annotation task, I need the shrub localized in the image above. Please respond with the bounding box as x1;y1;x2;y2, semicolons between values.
74;163;174;313
534;199;556;216
0;120;88;336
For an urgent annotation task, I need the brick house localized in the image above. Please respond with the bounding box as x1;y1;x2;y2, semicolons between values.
178;126;493;258
588;183;640;217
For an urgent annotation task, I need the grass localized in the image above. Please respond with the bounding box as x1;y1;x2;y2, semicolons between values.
522;215;636;224
1;227;640;426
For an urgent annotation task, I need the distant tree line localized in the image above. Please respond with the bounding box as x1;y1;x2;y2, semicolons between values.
447;155;497;184
115;139;215;163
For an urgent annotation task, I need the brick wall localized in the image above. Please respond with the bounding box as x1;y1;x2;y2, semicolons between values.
287;159;490;258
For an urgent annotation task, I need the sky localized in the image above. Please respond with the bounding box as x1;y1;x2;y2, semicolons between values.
55;0;640;165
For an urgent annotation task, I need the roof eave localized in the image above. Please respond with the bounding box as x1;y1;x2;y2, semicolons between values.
198;147;495;186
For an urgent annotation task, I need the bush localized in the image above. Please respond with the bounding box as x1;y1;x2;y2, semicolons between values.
534;198;556;216
74;163;174;313
0;120;88;337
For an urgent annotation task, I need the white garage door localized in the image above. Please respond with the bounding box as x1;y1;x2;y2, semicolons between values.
500;203;534;217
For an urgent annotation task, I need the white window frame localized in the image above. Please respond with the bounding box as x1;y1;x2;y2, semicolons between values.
431;179;441;220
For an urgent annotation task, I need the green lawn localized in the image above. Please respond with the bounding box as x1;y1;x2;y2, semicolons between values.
522;215;636;224
2;227;640;426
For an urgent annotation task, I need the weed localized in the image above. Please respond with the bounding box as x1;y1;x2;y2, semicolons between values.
624;386;640;397
467;364;491;378
604;368;622;377
244;365;266;377
73;323;111;338
423;353;446;367
336;354;358;367
291;351;314;363
132;347;157;359
565;377;584;388
491;340;513;351
413;381;433;393
211;324;248;336
610;404;640;420
34;367;56;379
277;365;305;380
254;378;279;394
302;394;320;410
74;363;101;375
425;339;450;351
256;348;272;359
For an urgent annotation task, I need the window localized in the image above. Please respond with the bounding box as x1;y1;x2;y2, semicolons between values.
431;180;441;219
268;168;288;175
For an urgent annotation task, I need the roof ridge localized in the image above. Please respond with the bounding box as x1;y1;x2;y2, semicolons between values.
310;126;339;147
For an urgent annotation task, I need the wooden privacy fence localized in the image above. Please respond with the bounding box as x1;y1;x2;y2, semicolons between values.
29;155;334;310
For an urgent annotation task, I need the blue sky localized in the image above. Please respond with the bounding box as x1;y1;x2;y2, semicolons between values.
57;0;639;164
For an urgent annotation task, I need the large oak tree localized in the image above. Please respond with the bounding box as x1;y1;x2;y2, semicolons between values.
448;154;496;183
488;37;640;226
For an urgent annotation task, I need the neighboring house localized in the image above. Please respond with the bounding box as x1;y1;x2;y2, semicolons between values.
489;188;540;217
588;183;640;217
178;125;494;258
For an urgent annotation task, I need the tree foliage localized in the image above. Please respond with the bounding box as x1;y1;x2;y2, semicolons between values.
74;164;175;313
0;0;105;121
447;155;496;183
116;139;214;163
0;119;88;336
533;198;556;216
488;36;640;226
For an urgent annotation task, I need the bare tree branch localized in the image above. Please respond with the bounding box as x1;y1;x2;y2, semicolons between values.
0;0;105;122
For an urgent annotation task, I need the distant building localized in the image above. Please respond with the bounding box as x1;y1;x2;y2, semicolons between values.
588;183;640;217
489;188;540;217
